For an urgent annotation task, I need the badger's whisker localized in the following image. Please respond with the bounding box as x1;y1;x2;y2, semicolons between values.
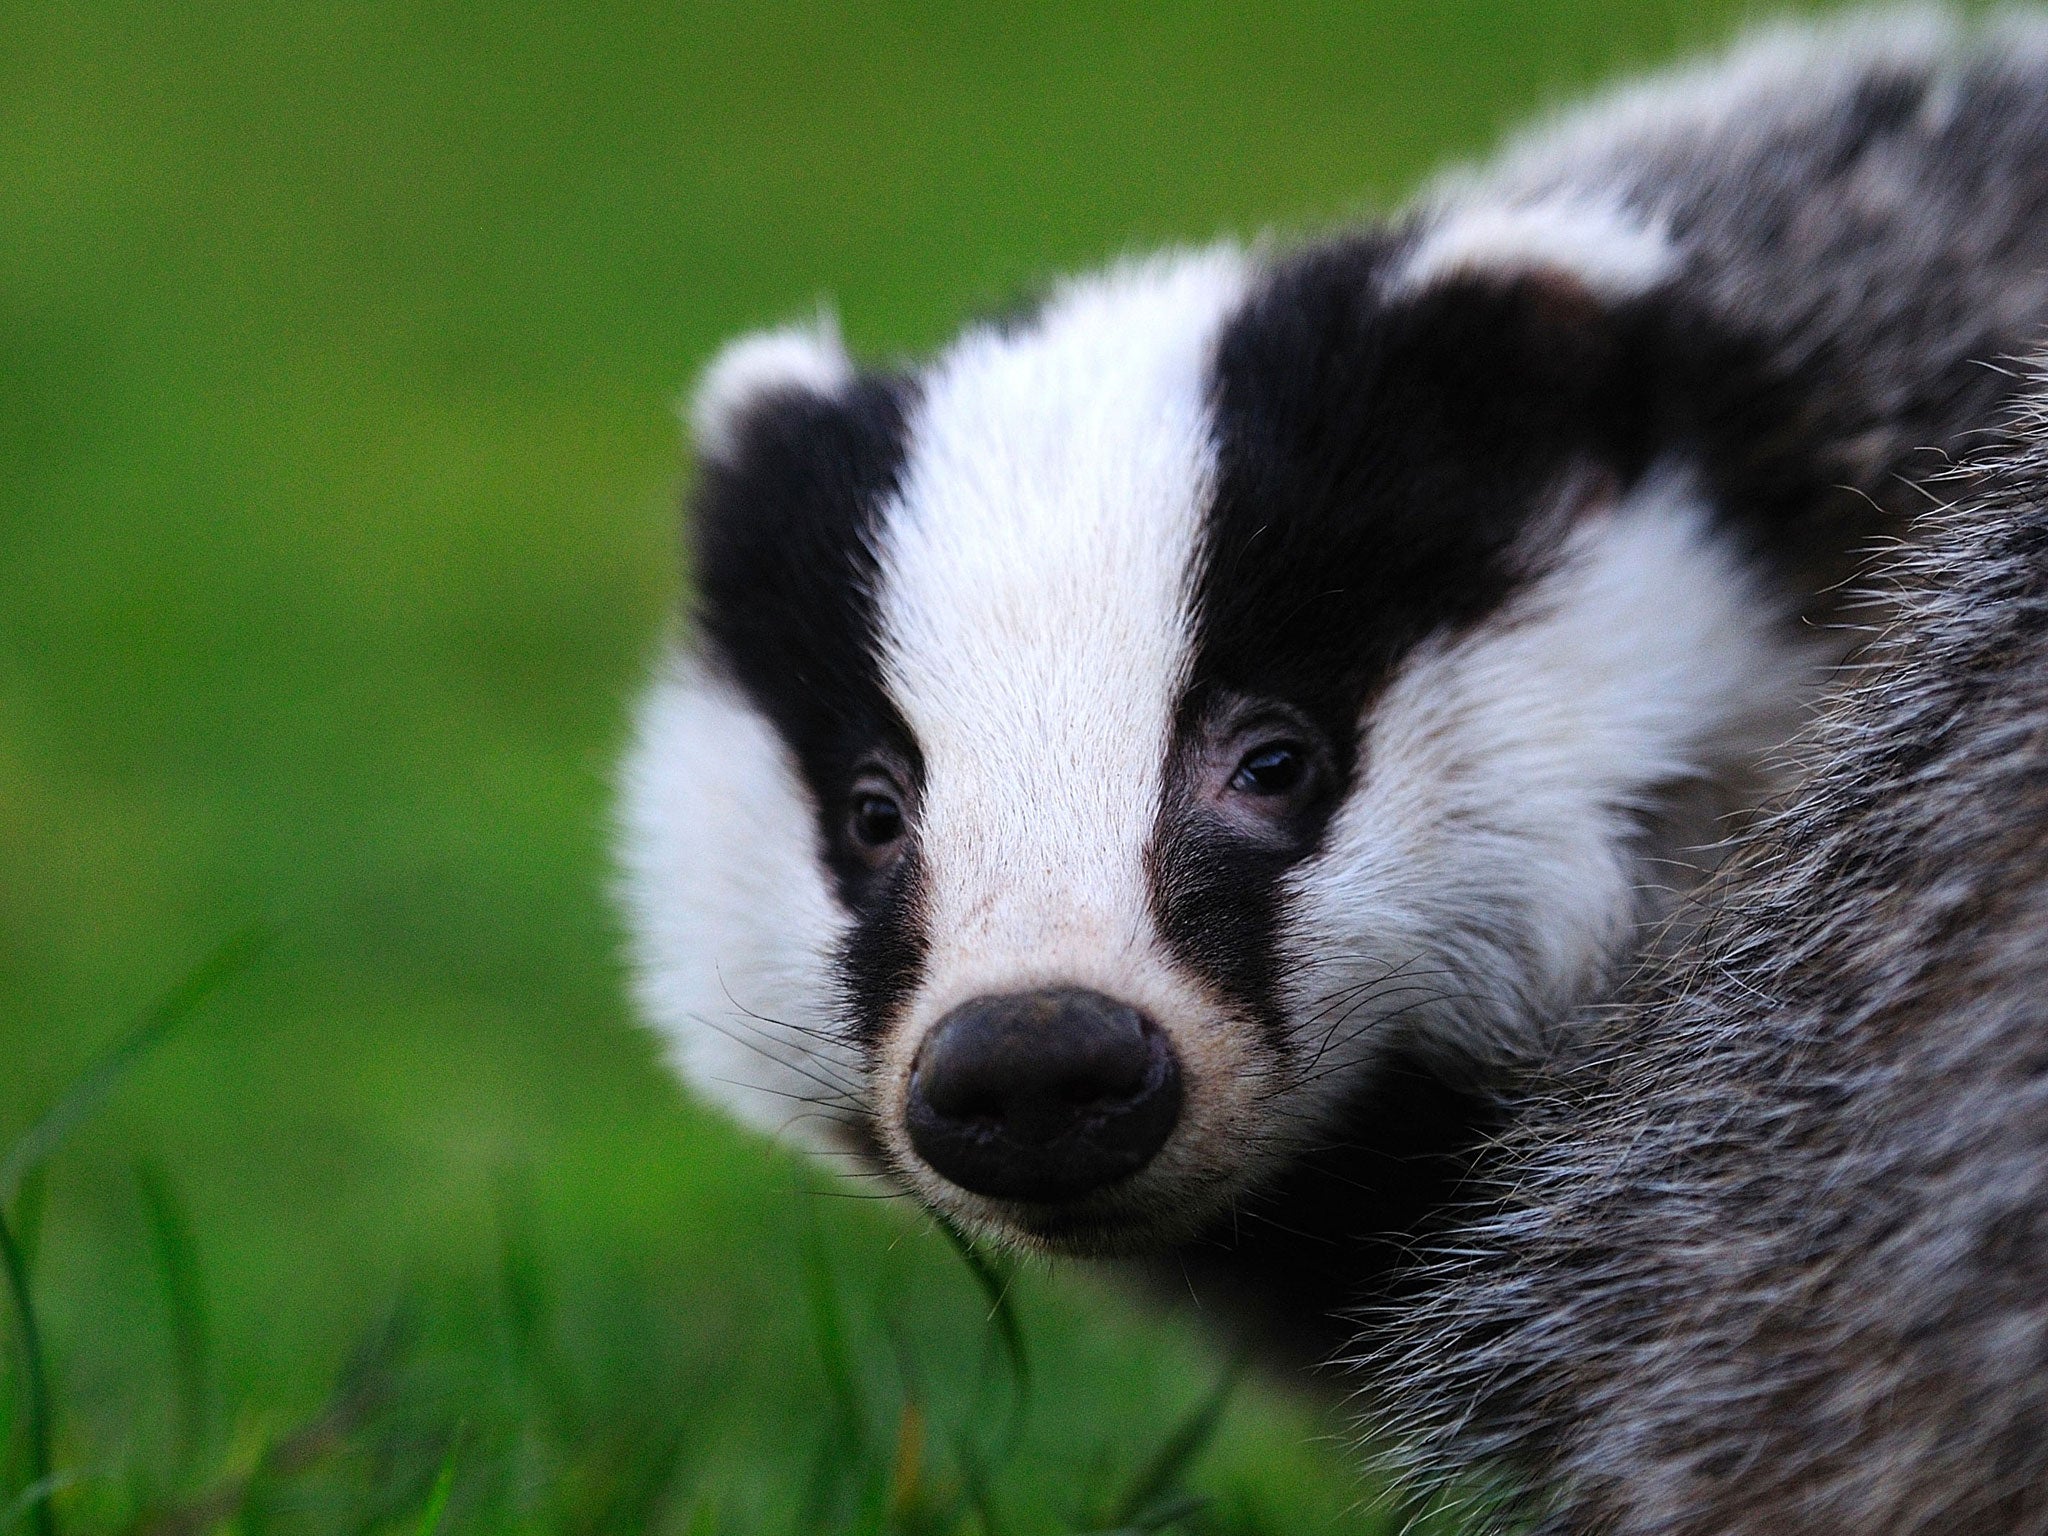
690;1011;868;1104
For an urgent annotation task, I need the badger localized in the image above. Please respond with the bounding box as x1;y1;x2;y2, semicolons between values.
1361;393;2048;1535
618;10;2048;1365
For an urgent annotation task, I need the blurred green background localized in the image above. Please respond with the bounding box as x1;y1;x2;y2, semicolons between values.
0;3;1803;1531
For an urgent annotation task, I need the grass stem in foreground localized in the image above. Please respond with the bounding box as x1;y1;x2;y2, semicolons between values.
0;1206;54;1536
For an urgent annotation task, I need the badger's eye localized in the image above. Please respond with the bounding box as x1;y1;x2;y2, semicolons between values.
1229;742;1307;797
1198;701;1332;840
848;785;906;853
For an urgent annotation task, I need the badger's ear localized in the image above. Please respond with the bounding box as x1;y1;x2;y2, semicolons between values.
686;313;853;465
1390;197;1674;303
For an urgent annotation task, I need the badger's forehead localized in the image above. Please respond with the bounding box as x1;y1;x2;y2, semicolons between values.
871;250;1250;971
689;223;1671;1034
879;250;1247;727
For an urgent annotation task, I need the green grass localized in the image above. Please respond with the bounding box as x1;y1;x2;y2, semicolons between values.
0;3;1801;1530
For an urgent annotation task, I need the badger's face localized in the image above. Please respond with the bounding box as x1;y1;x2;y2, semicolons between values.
622;222;1802;1255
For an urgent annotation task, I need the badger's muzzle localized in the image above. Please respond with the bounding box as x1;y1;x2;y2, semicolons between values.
905;988;1183;1202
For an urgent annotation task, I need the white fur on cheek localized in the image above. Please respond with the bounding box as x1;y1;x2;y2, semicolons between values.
616;659;861;1151
1282;467;1811;1089
872;249;1249;1020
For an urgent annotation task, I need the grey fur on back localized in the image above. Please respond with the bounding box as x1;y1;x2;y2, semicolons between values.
1465;11;2048;597
1362;388;2048;1532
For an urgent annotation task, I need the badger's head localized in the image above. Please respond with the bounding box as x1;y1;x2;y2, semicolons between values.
621;214;1804;1256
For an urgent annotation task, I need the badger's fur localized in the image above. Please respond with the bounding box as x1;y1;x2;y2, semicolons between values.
620;8;2048;1368
1363;395;2048;1534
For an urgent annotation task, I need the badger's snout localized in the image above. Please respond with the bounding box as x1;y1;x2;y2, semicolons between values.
905;988;1183;1202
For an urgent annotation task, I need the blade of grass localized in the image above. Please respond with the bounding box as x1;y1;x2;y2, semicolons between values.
1;925;272;1205
1075;1489;1210;1534
411;1437;458;1536
133;1312;404;1536
931;1216;1030;1456
0;1206;55;1536
0;932;266;1536
948;1431;1006;1536
232;1459;270;1536
1103;1366;1238;1530
0;1473;80;1535
8;1177;43;1281
134;1161;210;1467
883;1398;924;1525
797;1220;872;1533
590;1416;693;1536
799;1226;863;1449
490;1169;585;1446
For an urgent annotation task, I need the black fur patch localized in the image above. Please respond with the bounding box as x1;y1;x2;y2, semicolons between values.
691;374;929;1037
1150;235;1658;1027
1160;1048;1496;1371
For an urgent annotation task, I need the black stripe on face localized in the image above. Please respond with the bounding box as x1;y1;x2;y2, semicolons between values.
690;373;928;1038
1152;235;1658;1027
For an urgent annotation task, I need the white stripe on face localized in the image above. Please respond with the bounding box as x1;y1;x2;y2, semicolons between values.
871;249;1250;1030
1277;467;1808;1095
619;659;860;1150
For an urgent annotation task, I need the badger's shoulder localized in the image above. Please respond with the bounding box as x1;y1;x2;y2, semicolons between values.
1427;9;2048;565
1362;385;2048;1533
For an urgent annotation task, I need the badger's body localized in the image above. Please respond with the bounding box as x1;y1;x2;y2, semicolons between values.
1367;400;2048;1534
622;1;2048;1419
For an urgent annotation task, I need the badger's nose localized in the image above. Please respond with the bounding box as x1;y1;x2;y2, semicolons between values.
906;988;1183;1202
